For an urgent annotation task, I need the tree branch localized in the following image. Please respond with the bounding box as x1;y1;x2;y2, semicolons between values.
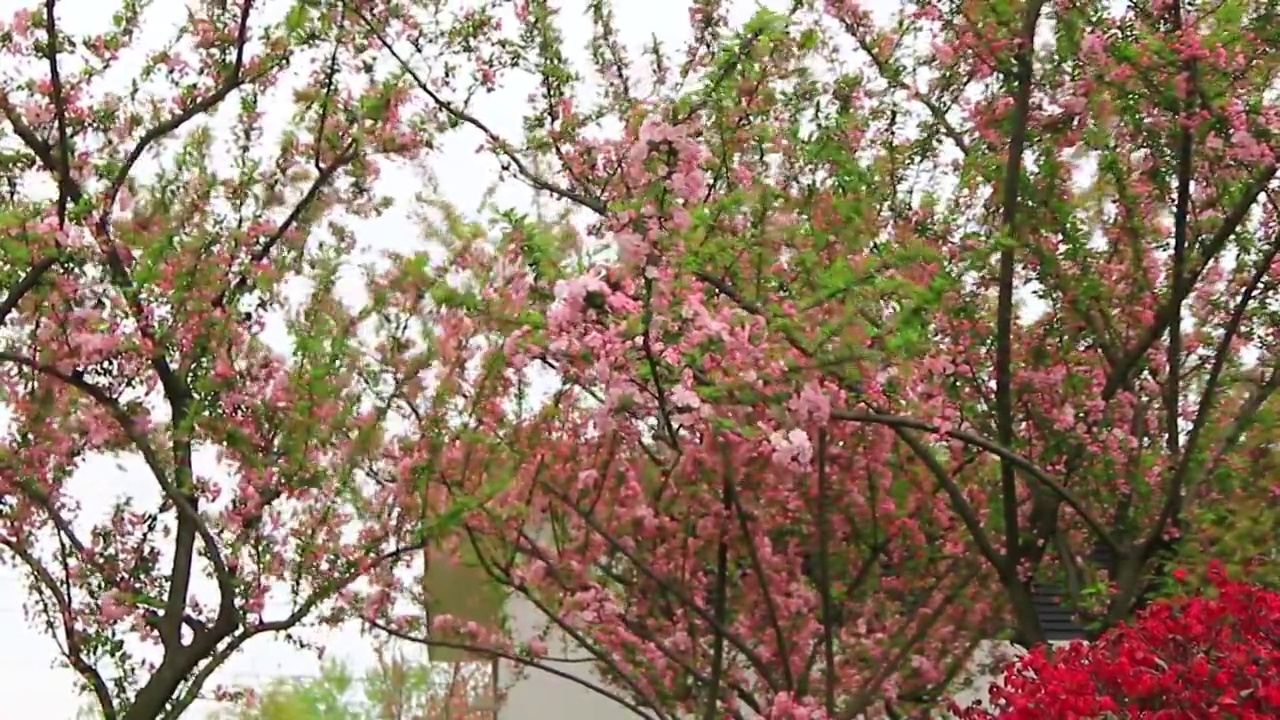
0;538;117;720
994;0;1045;569
0;351;239;631
43;0;73;227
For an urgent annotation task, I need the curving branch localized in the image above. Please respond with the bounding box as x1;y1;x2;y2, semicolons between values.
1148;230;1280;557
1;538;118;720
210;142;358;314
830;408;1119;555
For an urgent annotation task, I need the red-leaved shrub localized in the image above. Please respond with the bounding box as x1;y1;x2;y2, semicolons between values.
955;562;1280;719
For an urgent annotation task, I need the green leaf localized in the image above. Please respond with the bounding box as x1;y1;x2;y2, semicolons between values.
285;3;308;34
1;234;29;264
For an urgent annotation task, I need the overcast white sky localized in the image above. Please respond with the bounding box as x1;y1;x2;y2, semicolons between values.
0;0;913;717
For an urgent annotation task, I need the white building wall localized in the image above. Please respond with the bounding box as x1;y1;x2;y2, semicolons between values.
495;591;643;720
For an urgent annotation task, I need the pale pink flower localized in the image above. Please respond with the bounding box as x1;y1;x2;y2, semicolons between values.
769;428;814;471
100;592;130;622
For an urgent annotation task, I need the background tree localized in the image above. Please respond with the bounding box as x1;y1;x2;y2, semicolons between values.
215;640;497;720
1174;380;1280;589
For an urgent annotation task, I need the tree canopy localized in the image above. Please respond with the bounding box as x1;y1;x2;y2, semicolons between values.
1;0;1278;718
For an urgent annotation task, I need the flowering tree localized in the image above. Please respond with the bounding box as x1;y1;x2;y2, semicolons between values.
0;1;497;719
955;563;1280;719
337;0;1280;717
355;5;1002;719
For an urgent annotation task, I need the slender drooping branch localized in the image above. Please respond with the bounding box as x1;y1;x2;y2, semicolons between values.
366;619;658;720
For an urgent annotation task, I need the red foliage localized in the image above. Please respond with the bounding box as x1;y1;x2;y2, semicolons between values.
955;563;1280;719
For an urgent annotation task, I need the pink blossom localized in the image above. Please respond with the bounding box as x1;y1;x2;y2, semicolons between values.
769;428;814;471
100;592;130;622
